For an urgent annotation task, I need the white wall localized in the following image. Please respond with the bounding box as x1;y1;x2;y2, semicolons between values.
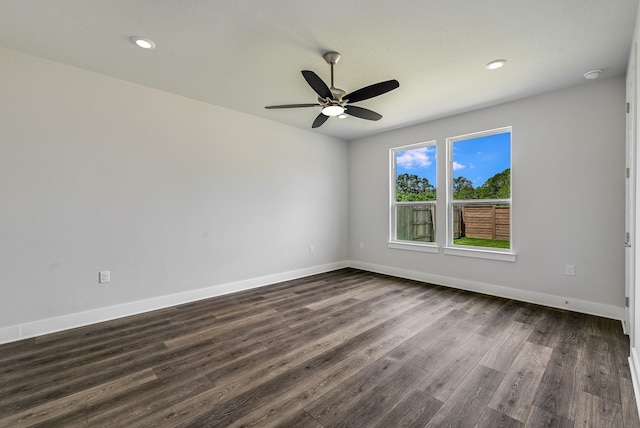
349;76;626;318
0;46;349;341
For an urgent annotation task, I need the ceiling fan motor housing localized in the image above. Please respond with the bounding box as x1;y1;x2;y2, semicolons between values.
319;88;347;104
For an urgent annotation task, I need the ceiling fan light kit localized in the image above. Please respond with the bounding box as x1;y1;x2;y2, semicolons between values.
265;51;399;128
321;105;345;116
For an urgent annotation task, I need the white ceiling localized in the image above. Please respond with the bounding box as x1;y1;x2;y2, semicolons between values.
0;0;637;140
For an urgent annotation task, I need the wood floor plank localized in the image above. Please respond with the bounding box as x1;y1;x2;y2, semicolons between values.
418;333;495;402
0;368;157;427
408;319;481;371
400;294;460;325
372;389;442;428
1;317;177;379
476;299;521;339
141;351;335;427
274;409;323;428
0;341;167;408
329;363;427;428
304;278;380;310
524;405;574;428
528;309;588;350
406;309;472;349
303;356;407;423
621;376;640;428
532;344;582;420
85;373;214;427
479;320;535;372
461;301;502;325
424;364;505;428
475;407;524;427
163;308;283;350
228;375;333;427
581;334;622;404
152;339;269;382
584;314;622;338
513;302;550;326
458;292;503;316
0;268;637;428
487;341;554;423
574;391;624;428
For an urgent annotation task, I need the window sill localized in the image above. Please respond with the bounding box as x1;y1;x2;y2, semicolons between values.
388;241;439;253
443;246;516;262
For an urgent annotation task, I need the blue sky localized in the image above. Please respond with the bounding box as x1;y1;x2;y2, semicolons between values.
396;132;510;187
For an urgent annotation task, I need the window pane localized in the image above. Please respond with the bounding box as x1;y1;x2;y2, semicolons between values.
452;132;510;200
450;130;511;250
453;203;510;249
396;145;436;202
392;142;437;245
396;204;436;243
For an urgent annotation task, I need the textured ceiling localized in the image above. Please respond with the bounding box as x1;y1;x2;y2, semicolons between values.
0;0;637;140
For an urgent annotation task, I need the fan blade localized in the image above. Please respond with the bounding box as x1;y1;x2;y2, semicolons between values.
302;70;333;100
265;103;320;109
344;80;399;103
344;105;382;121
312;113;330;128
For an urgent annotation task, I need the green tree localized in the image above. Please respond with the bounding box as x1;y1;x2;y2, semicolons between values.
475;168;510;199
396;173;436;201
453;176;475;200
453;169;510;200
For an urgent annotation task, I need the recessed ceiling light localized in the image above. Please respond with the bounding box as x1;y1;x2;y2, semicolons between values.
485;59;506;70
583;70;602;80
130;36;156;49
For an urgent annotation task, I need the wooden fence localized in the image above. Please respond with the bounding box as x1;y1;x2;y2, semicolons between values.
457;205;510;241
397;204;509;242
396;205;435;242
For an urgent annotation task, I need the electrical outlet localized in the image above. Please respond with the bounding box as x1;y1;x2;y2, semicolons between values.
359;242;365;250
565;265;575;276
309;245;315;254
99;271;111;283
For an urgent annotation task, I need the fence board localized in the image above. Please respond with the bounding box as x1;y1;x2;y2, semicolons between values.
396;205;435;242
460;205;510;241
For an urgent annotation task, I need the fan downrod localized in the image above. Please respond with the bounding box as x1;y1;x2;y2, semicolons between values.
322;51;345;100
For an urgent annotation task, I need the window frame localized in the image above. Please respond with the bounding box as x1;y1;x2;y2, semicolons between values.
388;140;439;253
444;126;515;262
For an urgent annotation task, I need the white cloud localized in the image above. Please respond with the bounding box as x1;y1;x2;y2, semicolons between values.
396;147;433;169
452;161;465;170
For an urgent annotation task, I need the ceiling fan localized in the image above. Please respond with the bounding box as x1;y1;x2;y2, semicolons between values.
265;51;399;128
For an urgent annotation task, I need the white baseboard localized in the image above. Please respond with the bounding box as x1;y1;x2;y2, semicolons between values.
630;347;640;420
348;260;625;320
0;261;348;345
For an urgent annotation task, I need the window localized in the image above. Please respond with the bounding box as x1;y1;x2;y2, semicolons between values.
389;141;438;252
445;127;513;261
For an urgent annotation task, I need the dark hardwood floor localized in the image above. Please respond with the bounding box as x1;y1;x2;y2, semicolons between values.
1;268;638;427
